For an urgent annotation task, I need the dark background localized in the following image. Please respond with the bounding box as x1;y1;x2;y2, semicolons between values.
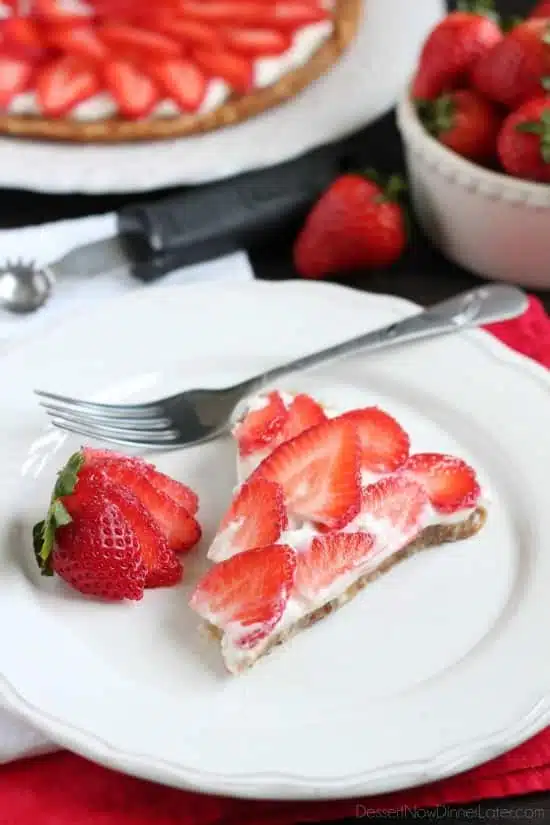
2;0;549;822
1;0;541;308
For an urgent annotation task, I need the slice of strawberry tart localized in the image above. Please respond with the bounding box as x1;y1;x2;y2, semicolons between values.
190;390;488;673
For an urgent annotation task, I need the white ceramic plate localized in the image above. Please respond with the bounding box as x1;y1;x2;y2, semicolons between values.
1;278;549;800
0;0;444;193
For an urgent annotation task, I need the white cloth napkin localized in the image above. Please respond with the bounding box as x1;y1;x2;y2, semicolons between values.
0;212;254;351
0;212;254;762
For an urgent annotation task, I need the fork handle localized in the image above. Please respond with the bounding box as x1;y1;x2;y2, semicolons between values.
237;284;527;395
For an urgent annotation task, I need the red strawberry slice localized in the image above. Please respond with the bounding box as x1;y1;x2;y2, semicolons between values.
269;0;327;28
33;0;87;21
104;59;159;119
46;23;108;62
181;1;327;31
211;476;287;561
0;55;33;108
142;465;199;515
337;408;410;474
90;457;201;552
67;467;182;589
87;0;148;16
36;56;99;117
254;417;361;529
222;27;291;56
401;453;481;515
190;544;296;648
98;22;182;58
282;393;327;442
294;532;374;601
152;18;222;50
192;47;252;92
82;448;199;515
234;391;288;457
151;58;207;112
1;16;45;59
360;475;429;537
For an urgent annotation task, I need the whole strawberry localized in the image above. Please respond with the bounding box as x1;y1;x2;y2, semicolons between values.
293;173;407;279
412;0;503;100
497;97;550;181
529;0;550;19
472;18;550;109
417;89;501;161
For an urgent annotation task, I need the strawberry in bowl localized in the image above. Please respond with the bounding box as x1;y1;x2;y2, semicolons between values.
397;0;550;289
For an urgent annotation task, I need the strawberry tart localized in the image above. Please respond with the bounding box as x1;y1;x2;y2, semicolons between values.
190;390;488;673
0;0;362;141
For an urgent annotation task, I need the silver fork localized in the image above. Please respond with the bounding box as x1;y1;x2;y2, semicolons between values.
35;284;527;449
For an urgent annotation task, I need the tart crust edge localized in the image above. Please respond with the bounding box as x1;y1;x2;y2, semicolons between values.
205;505;489;673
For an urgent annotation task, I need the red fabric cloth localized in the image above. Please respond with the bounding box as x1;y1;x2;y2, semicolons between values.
2;294;549;825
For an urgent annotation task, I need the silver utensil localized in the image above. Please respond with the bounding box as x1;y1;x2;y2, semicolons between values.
35;283;527;449
0;237;131;315
0;260;54;314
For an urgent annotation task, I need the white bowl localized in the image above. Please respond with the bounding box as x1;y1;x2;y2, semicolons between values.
396;93;550;289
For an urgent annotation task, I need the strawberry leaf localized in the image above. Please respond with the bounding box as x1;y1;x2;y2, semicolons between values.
542;75;550;91
32;450;84;576
362;169;407;203
541;139;550;163
516;121;545;135
456;0;499;24
500;15;523;33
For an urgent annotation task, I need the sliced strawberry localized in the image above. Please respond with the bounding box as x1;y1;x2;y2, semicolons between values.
36;56;99;117
192;47;252;92
1;16;45;59
282;393;327;442
211;476;287;561
181;1;326;30
32;0;87;21
104;59;159;119
337;408;410;474
87;0;149;16
82;448;199;516
153;18;223;50
151;57;207;112
294;532;374;601
254;417;361;529
46;23;108;62
269;0;327;28
401;453;481;515
360;475;429;537
91;457;201;552
69;467;182;589
98;22;182;59
143;467;199;515
233;391;288;457
0;55;33;108
222;26;291;56
190;544;296;648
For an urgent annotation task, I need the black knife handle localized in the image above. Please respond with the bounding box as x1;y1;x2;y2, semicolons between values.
117;150;339;282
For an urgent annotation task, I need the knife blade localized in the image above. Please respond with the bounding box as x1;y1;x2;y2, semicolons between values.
47;147;342;284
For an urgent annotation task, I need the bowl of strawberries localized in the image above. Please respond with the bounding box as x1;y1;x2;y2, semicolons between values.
397;0;550;289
